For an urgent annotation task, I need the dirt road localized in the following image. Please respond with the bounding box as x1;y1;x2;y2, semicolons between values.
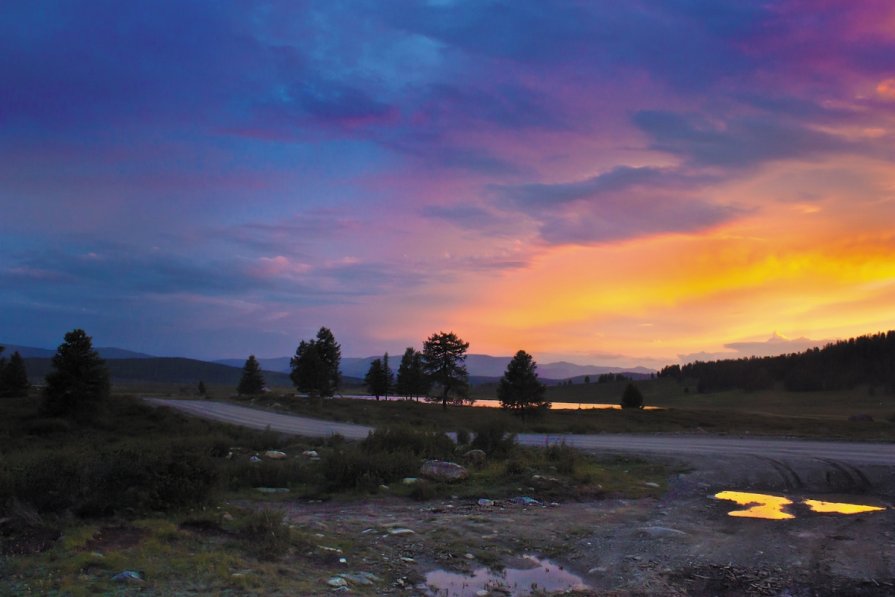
147;398;895;465
147;398;895;594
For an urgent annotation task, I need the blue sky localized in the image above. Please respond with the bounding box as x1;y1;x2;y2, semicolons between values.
2;1;894;365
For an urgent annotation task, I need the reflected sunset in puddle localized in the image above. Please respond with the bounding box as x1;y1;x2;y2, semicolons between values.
715;491;795;519
715;491;887;519
803;499;885;515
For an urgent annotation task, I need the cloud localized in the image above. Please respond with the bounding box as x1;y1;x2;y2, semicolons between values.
678;332;828;363
633;111;853;169
496;166;740;245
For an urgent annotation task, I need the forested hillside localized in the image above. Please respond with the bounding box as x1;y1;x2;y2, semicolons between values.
659;331;895;393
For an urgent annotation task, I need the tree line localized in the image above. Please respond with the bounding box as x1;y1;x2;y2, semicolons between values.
236;328;555;415
658;330;895;393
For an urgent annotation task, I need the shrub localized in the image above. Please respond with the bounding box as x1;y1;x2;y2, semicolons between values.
23;417;73;436
223;459;316;491
237;509;292;560
322;447;419;492
470;420;517;457
409;479;438;501
545;442;578;475
361;426;455;459
455;428;470;446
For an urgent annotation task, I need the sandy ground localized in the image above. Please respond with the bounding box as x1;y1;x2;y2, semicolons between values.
252;453;895;596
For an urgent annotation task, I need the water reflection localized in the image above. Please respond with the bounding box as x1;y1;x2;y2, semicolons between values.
803;499;885;515
715;491;887;519
425;555;589;597
715;491;795;519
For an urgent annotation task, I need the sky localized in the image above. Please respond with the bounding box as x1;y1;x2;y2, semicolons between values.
2;1;894;367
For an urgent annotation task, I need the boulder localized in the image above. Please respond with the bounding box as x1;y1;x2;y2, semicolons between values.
463;449;487;465
264;450;287;460
420;460;469;482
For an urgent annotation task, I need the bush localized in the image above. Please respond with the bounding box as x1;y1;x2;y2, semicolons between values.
455;428;470;446
545;442;578;475
223;459;316;491
470;420;517;457
322;447;419;492
1;441;219;516
237;509;292;560
409;479;438;501
23;417;73;436
361;426;455;459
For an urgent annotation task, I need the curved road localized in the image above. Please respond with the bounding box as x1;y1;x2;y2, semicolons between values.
146;398;895;466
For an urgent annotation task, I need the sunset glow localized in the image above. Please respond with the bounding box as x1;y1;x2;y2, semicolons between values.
2;2;894;363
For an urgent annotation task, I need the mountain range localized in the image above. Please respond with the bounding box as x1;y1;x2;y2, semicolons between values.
212;353;653;381
3;341;653;385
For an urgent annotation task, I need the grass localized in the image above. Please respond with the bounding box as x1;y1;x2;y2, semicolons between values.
0;391;671;594
218;386;895;440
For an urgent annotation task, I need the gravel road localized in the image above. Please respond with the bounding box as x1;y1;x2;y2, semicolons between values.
145;398;895;466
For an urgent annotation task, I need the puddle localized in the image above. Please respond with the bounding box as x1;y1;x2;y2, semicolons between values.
715;491;795;519
803;499;885;515
715;491;887;519
424;555;589;596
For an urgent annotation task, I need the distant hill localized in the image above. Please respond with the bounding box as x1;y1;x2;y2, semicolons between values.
214;353;654;381
23;357;292;387
214;356;293;372
7;341;655;388
1;343;154;360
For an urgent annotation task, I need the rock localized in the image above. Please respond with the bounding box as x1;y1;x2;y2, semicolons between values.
388;528;415;536
264;450;287;460
464;553;475;560
477;498;495;507
420;460;469;482
643;482;660;488
302;450;320;459
640;526;688;538
511;496;540;506
249;455;262;463
255;487;290;493
463;449;487;465
402;477;418;485
222;512;234;522
327;576;349;588
341;572;381;586
111;570;144;583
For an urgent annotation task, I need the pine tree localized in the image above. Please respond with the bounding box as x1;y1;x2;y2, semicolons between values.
0;351;30;397
620;382;644;409
42;329;110;422
396;347;429;400
237;355;266;395
290;327;342;398
421;331;470;409
497;350;548;417
197;380;207;396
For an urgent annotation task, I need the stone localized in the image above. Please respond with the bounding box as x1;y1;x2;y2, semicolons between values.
402;477;418;485
420;460;469;482
643;482;660;488
327;576;349;588
463;449;487;465
264;450;287;460
255;487;289;493
640;526;688;538
388;528;415;536
302;450;320;459
477;498;495;507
